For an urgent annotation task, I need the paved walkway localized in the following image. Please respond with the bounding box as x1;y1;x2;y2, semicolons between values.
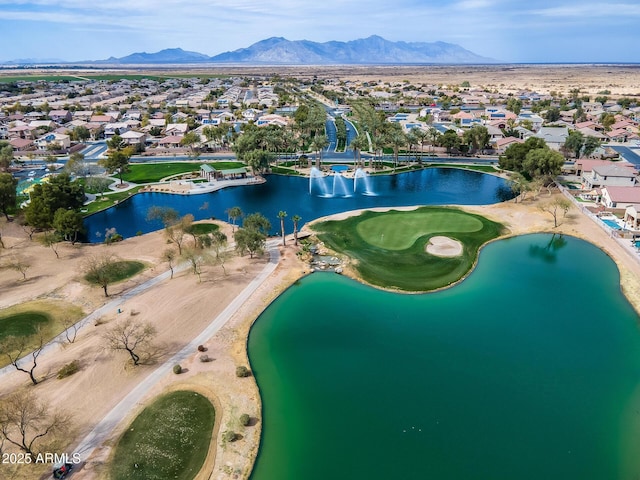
72;241;280;463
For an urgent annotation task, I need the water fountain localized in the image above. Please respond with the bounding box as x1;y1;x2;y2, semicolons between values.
309;167;330;196
354;168;374;195
332;172;352;197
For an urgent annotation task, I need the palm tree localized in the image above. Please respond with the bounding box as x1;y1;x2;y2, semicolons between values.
311;134;329;169
348;134;369;168
292;214;302;246
278;210;287;246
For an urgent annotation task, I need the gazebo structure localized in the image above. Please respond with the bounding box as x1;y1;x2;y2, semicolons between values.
200;164;248;181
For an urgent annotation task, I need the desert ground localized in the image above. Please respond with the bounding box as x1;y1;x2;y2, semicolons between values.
3;187;640;480
3;64;640;97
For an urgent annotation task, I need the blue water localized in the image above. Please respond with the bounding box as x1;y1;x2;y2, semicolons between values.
83;168;513;242
330;165;349;172
602;218;621;230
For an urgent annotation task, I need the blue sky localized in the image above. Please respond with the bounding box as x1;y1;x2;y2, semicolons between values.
2;0;639;63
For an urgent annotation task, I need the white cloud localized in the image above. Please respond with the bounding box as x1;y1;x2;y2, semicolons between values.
530;3;640;17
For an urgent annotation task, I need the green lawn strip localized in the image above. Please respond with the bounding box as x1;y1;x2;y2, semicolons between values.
270;166;302;175
84;261;145;285
109;391;215;480
189;223;220;235
82;187;144;216
0;301;85;367
426;163;499;173
313;206;505;292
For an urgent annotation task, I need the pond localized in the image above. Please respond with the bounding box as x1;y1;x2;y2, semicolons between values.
83;168;512;242
248;234;640;480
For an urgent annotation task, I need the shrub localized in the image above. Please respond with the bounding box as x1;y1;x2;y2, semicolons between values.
199;355;210;363
57;360;80;379
197;345;207;352
239;414;251;426
173;364;182;374
223;430;238;442
236;365;251;377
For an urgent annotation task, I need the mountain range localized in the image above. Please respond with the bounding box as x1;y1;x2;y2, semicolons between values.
3;36;495;65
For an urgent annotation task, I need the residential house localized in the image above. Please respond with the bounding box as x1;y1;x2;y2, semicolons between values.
35;132;71;151
582;164;638;189
164;123;188;137
601;186;640;209
533;126;569;150
120;130;147;148
48;110;72;123
495;136;523;154
157;135;183;148
104;122;130;139
9;138;35;152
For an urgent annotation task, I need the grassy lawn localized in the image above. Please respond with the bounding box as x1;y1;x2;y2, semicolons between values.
109;390;215;480
85;261;145;285
120;161;246;184
189;223;220;235
82;187;143;216
0;301;85;367
312;206;505;292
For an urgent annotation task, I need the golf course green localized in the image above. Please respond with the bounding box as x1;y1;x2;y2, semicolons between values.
312;206;505;291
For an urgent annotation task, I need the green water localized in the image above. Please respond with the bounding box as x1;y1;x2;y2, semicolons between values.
248;234;640;480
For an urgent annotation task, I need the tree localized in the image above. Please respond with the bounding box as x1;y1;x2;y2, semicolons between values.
209;230;227;274
180;131;201;159
582;136;601;157
226;206;243;231
234;227;266;258
523;148;565;179
539;197;572;228
64;152;86;178
0;173;17;221
0;390;69;455
181;247;209;282
563;130;584;158
439;129;461;154
72;125;90;142
24;173;85;231
161;248;177;279
5;255;31;280
84;253;126;297
545;107;561;123
0;141;13;172
0;331;44;385
311;134;329;168
463;125;490;155
99;148;132;185
292;214;302;246
103;317;157;366
243;212;271;235
278;210;287;246
53;208;84;244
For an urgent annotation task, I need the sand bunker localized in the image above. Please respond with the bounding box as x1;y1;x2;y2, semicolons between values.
426;236;463;257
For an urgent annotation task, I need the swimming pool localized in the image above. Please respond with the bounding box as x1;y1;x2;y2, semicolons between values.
330;165;349;172
601;218;621;230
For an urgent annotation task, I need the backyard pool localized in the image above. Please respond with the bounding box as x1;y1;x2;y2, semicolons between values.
601;218;621;230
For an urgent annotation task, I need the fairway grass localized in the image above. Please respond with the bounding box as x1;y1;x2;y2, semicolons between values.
313;206;505;292
109;390;215;480
84;260;145;285
0;300;85;367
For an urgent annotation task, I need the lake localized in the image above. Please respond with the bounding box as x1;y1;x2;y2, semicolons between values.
248;234;640;480
83;168;512;242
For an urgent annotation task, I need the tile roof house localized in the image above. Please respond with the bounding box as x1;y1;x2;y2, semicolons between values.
601;186;640;209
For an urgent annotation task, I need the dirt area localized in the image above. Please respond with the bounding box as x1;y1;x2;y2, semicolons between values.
148;64;640;96
2;190;640;480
